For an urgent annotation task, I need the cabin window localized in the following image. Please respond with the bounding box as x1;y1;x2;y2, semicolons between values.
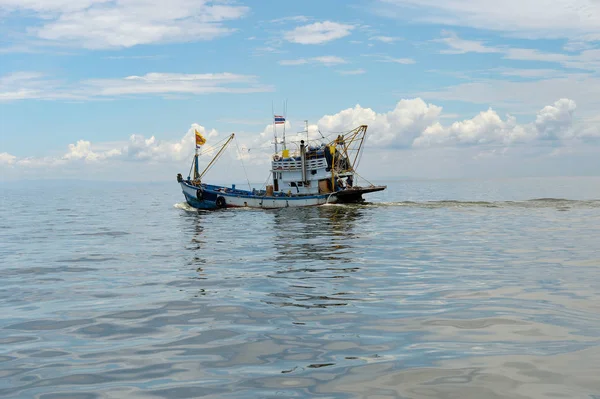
311;169;317;175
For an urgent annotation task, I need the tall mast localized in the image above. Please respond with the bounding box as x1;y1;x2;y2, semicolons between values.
194;148;199;180
272;102;278;154
192;137;200;180
282;100;287;151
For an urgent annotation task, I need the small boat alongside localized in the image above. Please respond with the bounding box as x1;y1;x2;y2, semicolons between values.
177;119;386;210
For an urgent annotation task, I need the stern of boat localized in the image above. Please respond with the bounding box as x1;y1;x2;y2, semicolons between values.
333;185;387;203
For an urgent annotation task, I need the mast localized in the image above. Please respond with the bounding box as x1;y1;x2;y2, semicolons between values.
282;100;287;151
194;149;199;180
272;102;278;155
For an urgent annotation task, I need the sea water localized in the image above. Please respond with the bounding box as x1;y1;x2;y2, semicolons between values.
1;177;599;398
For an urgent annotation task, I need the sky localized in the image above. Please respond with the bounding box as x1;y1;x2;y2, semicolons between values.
1;0;600;183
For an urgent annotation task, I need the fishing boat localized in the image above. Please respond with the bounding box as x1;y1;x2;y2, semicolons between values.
177;118;386;209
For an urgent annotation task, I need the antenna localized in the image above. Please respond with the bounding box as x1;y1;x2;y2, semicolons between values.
305;120;309;143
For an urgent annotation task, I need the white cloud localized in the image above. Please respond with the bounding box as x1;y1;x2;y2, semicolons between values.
93;72;269;96
5;98;596;181
432;31;600;72
0;72;55;101
376;0;600;42
4;123;221;170
63;140;121;161
0;71;273;102
414;99;577;147
317;98;586;149
338;69;367;75
270;15;309;24
434;30;501;54
318;98;442;148
369;35;402;43
0;0;248;49
279;56;347;66
417;73;600;118
278;59;309;66
119;124;220;162
494;68;562;78
563;41;595;52
0;152;17;165
0;0;105;13
312;56;347;65
284;21;355;44
381;57;415;64
535;98;577;140
367;54;416;64
414;110;535;147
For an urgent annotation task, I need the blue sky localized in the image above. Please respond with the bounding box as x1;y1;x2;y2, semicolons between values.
1;0;599;182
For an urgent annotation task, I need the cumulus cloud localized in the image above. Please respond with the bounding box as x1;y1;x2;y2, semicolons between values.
63;140;121;161
414;99;577;147
4;98;592;178
3;123;222;170
0;152;17;165
0;0;249;49
414;110;535;147
535;99;577;140
318;98;442;148
316;98;585;149
119;124;219;162
284;21;355;44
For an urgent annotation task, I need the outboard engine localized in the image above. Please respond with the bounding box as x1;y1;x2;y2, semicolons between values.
177;173;183;183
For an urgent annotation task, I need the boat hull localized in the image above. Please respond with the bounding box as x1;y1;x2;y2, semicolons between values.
180;181;337;210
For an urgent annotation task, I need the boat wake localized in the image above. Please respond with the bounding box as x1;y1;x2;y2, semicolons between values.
175;198;600;211
173;202;198;212
367;198;600;209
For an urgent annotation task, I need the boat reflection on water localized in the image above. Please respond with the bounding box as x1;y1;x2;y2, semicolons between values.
271;204;363;263
177;204;369;308
266;205;367;309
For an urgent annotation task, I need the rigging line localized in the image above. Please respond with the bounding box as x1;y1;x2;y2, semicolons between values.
354;135;365;173
195;136;232;157
199;134;235;180
352;169;374;187
260;171;272;191
234;138;253;191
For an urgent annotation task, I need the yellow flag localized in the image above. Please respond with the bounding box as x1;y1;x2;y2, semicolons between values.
195;129;206;147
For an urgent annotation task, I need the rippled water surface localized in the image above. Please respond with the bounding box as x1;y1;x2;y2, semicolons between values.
1;177;600;398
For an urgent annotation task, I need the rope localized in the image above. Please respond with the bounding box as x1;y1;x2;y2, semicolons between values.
196;135;233;157
352;169;375;187
260;172;272;193
234;138;252;191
